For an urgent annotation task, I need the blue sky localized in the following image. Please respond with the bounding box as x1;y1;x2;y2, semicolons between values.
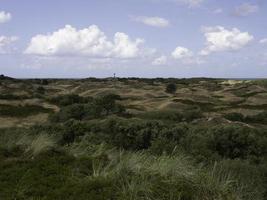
0;0;267;78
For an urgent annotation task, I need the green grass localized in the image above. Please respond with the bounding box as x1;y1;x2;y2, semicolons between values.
0;104;53;117
137;110;183;122
0;145;250;200
1;78;267;199
0;94;31;100
172;98;216;111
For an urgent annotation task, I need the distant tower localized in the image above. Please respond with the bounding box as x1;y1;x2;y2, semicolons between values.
113;73;116;79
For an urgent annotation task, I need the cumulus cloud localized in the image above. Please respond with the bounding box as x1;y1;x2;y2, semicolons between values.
132;16;170;28
0;11;11;23
25;25;145;59
200;26;254;56
234;3;259;16
152;55;167;65
172;46;193;59
171;46;205;65
0;36;18;53
260;38;267;45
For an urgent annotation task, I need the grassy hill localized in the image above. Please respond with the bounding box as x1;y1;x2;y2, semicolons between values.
0;77;267;199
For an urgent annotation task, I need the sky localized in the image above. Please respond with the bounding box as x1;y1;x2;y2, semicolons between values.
0;0;267;78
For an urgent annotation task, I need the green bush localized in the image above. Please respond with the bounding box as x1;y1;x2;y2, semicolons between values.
224;112;245;122
36;86;45;94
0;104;53;117
50;94;93;106
0;94;30;100
50;94;126;122
138;110;183;122
165;83;177;94
245;111;267;124
139;109;203;122
183;109;203;122
150;125;188;155
180;124;267;162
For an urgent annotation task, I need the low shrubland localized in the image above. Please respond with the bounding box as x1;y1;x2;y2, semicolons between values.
1;143;263;200
224;111;267;124
0;94;31;100
49;94;126;122
1;83;267;200
137;109;203;122
1;113;267;199
0;104;53;117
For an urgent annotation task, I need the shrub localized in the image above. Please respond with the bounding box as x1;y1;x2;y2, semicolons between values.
208;125;266;160
50;94;126;122
36;86;45;94
181;125;267;162
59;177;116;200
150;125;188;155
139;109;203;123
94;94;122;116
165;83;177;94
59;120;87;145
41;79;49;85
0;104;53;117
0;94;30;100
224;112;245;122
138;110;183;122
50;104;86;122
245;111;267;124
50;94;93;106
0;146;24;159
183;109;203;122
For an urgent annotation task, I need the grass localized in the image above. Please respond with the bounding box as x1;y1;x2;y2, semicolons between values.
0;104;53;118
172;98;216;111
0;94;31;100
137;110;183;122
0;143;247;200
0;127;254;200
26;134;57;156
1;78;267;199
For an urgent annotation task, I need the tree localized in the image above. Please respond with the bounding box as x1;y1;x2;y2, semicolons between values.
165;83;177;94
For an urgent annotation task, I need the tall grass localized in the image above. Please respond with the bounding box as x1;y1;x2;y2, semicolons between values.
70;144;247;200
0;129;263;199
26;134;56;156
0;128;56;157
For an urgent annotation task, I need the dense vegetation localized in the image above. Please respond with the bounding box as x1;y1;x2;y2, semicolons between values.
0;104;53;117
0;77;267;199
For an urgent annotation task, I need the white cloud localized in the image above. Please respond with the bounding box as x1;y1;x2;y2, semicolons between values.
172;46;193;59
260;38;267;45
213;8;223;14
234;3;259;16
132;16;170;28
200;26;254;55
0;36;18;53
112;32;144;58
171;47;205;65
152;55;167;65
25;25;145;59
0;11;11;23
173;0;204;7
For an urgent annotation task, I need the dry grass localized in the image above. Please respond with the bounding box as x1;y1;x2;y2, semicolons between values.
1;78;267;127
26;134;56;156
